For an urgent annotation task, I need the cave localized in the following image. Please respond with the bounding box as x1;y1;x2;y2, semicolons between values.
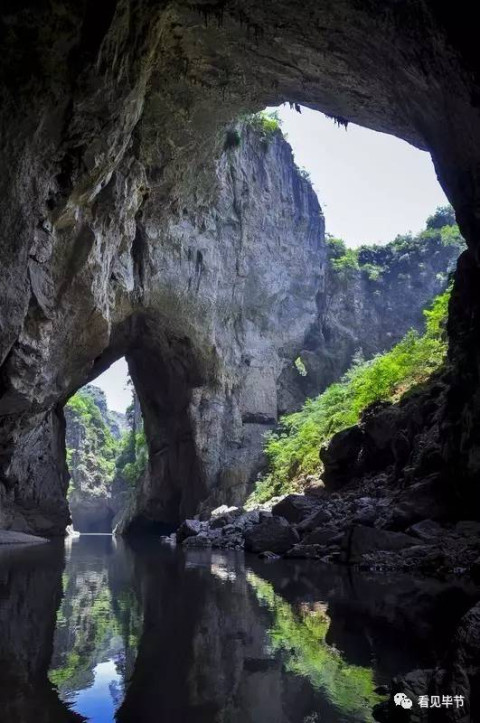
1;2;480;540
65;317;210;535
2;2;480;721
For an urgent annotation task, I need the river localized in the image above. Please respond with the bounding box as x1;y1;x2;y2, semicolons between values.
0;535;477;723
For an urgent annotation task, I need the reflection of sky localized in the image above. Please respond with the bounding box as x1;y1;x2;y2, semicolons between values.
70;659;121;722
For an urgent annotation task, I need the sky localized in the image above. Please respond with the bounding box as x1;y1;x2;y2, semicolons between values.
95;358;131;414
273;105;449;246
94;105;449;412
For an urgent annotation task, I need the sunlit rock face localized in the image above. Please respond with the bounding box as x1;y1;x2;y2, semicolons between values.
65;385;125;532
1;1;480;532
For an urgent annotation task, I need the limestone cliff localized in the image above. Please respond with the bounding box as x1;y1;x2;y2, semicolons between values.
279;225;463;412
54;128;461;534
2;1;480;536
65;385;124;532
0;114;325;535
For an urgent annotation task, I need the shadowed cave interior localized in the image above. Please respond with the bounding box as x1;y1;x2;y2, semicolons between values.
1;3;480;722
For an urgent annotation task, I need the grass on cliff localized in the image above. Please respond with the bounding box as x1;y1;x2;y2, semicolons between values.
248;287;450;505
116;428;148;485
327;205;462;282
66;389;118;485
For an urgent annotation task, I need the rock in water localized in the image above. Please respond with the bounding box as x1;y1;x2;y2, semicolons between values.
271;495;321;523
343;525;418;564
244;516;299;554
176;519;205;544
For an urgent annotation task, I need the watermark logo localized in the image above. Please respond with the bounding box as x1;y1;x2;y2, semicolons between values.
418;695;465;709
393;693;465;710
394;693;413;709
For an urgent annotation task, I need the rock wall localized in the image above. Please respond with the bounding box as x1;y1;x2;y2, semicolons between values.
1;1;480;533
65;129;458;535
279;231;462;412
65;385;124;532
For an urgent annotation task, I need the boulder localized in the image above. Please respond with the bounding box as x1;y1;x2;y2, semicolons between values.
343;525;418;564
296;507;332;532
210;505;240;518
285;544;326;559
407;519;444;542
210;506;242;529
301;527;342;546
320;425;364;489
386;477;448;529
182;533;212;548
258;551;281;561
352;506;377;526
356;496;376;507
176;519;205;543
271;494;320;524
244;516;299;554
233;510;261;531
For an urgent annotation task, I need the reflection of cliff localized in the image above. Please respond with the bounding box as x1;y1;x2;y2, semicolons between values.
117;546;379;723
48;536;143;707
2;537;477;723
0;542;85;723
247;571;381;721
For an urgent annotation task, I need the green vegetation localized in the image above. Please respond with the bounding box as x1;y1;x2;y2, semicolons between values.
66;381;149;496
426;205;456;230
247;572;382;720
65;388;118;487
49;564;143;696
297;166;312;182
294;356;308;377
244;109;282;136
248;287;450;504
225;110;282;151
114;389;148;484
327;205;463;285
116;429;148;485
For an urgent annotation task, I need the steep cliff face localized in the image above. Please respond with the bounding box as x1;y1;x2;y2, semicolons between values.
279;226;462;412
64;137;459;534
2;1;480;534
9;117;325;536
65;385;125;532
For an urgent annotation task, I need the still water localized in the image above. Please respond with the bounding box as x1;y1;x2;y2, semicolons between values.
0;535;478;723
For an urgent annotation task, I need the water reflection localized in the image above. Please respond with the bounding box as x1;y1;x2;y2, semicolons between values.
0;536;478;723
48;535;142;717
247;571;381;721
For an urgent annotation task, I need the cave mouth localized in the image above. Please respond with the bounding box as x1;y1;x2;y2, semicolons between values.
63;312;210;536
64;358;140;534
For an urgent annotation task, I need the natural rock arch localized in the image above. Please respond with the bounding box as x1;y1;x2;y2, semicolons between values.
1;1;480;534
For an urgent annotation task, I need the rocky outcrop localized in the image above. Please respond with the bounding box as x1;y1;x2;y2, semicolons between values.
244;516;299;554
0;530;47;545
374;601;480;722
172;484;480;577
279;233;462;412
65;385;121;532
73;385;126;440
1;1;480;534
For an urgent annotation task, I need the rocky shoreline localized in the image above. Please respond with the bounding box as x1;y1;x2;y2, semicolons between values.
168;488;480;581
